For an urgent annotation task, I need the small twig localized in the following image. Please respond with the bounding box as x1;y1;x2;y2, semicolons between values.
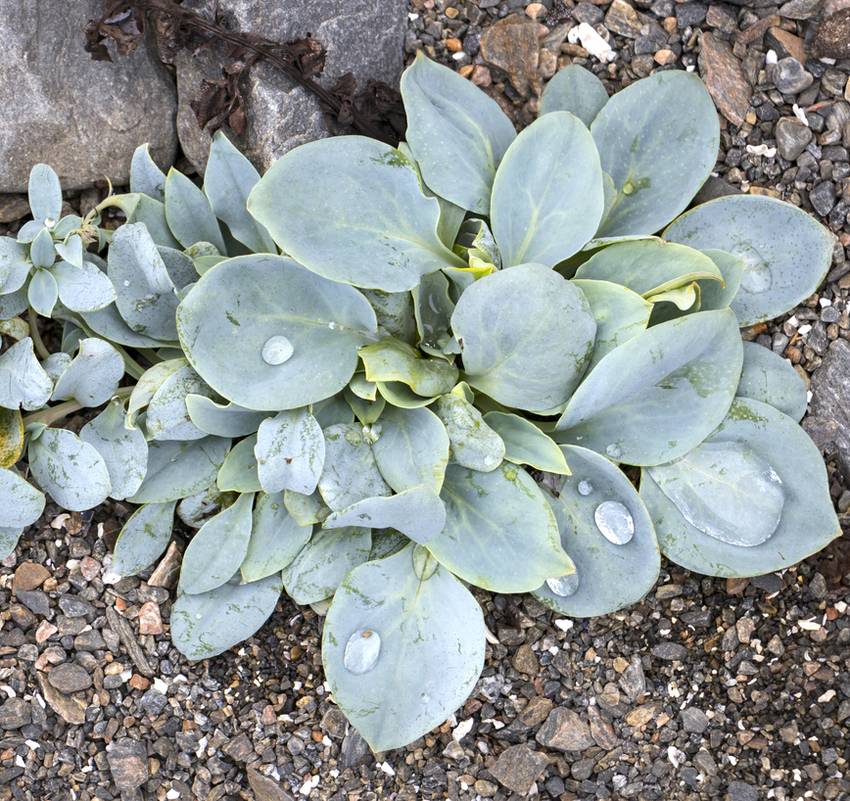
27;309;51;361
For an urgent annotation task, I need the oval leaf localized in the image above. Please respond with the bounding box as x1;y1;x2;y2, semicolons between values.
539;64;608;125
171;573;282;661
0;338;52;411
664;194;834;326
0;467;45;528
556;309;743;466
491;112;604;267
179;492;255;595
255;408;325;495
430;463;571;592
534;445;659;617
322;544;485;751
641;398;840;576
738;341;807;422
51;338;124;408
452;263;597;412
592;70;719;237
248;136;462;292
177;255;378;411
112;501;176;576
240;492;312;582
28;428;111;511
483;411;570;474
400;53;516;214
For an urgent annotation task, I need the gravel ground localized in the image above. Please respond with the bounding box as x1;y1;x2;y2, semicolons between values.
2;1;850;799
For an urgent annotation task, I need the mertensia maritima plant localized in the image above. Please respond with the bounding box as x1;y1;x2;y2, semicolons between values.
0;54;840;751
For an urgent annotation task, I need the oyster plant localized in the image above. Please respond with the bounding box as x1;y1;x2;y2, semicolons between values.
0;54;840;751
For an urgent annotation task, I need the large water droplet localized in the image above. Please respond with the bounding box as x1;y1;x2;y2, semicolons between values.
577;480;593;496
649;442;784;547
343;629;381;675
594;500;635;545
546;572;580;597
735;245;773;294
262;335;294;366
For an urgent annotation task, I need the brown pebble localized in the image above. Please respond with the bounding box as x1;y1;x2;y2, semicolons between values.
444;6;459;18
459;64;474;78
129;674;150;691
654;48;677;66
13;562;50;593
525;2;546;19
472;65;492;87
445;37;463;53
35;621;57;644
138;601;163;636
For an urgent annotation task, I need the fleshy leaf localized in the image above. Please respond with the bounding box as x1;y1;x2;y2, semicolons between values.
592;70;719;236
0;238;32;295
0;408;25;468
534;445;659;617
217;435;261;493
362;289;418;344
186;395;269;437
736;342;807;422
0;467;45;528
112;501;176;576
179;493;255;594
641;398;840;576
575;239;723;297
318;423;390;511
255;408;325;495
248;136;463;292
435;392;505;472
165;168;226;253
107;223;180;340
80;399;148;501
699;249;745;311
0;338;52;411
322;544;485;751
451;263;597;412
572;279;652;369
53;260;117;312
664;195;834;326
281;527;372;605
204;131;275;253
28;268;58;317
491;112;604;267
130;143;167;201
146;364;214;441
539;64;608;125
555;310;743;466
371;405;449;493
483;411;570;474
177;255;378;411
171;573;282;661
360;338;458;397
129;437;231;504
240;492;312;582
430;462;571;592
28;428;111;511
51;338;124;407
324;486;446;544
28;164;62;226
400;52;516;214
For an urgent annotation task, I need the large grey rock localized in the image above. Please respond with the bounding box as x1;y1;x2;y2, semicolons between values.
0;0;177;192
804;338;850;478
168;0;406;173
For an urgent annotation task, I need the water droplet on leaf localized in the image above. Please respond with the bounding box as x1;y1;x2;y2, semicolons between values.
606;443;622;460
594;500;635;545
577;480;593;496
546;572;580;597
262;335;294;366
344;629;381;675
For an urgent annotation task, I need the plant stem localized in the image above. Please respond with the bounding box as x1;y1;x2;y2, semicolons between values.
22;386;133;428
115;346;147;380
27;309;50;361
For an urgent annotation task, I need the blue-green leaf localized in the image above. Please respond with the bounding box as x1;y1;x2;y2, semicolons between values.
539;64;608;125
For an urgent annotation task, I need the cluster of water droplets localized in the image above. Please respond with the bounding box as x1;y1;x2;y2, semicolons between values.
261;335;294;366
343;628;381;675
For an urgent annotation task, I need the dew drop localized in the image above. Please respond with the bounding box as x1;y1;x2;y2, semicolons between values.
44;217;55;228
546;572;580;597
606;443;622;460
343;629;381;675
622;180;635;196
594;500;635;545
577;480;593;496
261;335;294;366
